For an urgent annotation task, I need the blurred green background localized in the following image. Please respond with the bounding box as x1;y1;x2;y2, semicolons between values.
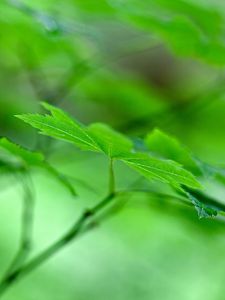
1;0;225;299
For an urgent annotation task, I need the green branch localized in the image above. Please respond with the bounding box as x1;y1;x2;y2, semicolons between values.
2;174;35;278
0;192;116;297
0;183;223;297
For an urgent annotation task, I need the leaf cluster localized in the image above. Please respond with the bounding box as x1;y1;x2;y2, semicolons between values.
15;102;220;218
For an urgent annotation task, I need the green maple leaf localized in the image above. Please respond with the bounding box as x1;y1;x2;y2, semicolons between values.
87;123;133;158
17;102;100;152
17;103;202;191
145;128;200;174
120;152;202;190
17;102;133;158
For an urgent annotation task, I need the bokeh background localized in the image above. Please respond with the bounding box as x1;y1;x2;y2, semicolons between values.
1;0;225;299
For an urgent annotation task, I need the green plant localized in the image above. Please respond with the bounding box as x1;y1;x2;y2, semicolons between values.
0;102;224;296
1;0;225;299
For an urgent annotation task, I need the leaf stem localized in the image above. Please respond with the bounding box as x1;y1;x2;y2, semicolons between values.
109;158;115;195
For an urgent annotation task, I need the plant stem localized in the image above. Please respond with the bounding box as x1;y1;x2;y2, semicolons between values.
109;158;115;195
3;174;35;278
0;192;116;297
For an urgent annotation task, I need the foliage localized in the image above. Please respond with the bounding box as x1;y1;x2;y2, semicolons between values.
0;0;225;299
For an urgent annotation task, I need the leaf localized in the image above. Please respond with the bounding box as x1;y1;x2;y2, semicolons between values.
0;138;44;169
120;152;202;190
0;137;76;196
17;103;133;158
185;191;219;219
17;103;202;190
145;128;200;174
146;129;225;189
87;123;133;158
16;102;100;152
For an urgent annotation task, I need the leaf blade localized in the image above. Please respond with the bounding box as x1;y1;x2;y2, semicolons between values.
121;152;202;190
16;103;100;152
87;122;133;158
0;138;44;168
145;128;200;174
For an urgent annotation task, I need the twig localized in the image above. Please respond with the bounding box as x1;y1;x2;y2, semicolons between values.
2;173;35;278
0;181;224;296
0;192;116;297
